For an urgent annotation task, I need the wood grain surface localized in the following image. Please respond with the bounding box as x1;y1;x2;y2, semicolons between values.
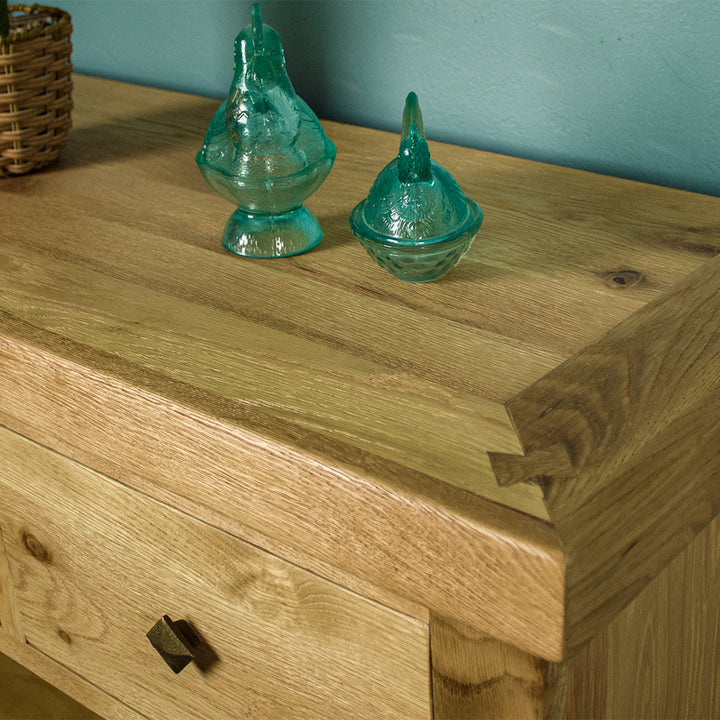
432;513;720;719
0;74;548;517
0;74;577;661
0;329;565;661
0;427;431;720
504;255;720;653
564;511;720;719
0;525;22;642
1;74;719;674
431;614;547;719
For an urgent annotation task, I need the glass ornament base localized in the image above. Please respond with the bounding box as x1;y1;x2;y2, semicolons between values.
221;206;323;258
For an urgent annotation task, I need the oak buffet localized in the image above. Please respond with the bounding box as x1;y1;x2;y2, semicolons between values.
1;75;719;719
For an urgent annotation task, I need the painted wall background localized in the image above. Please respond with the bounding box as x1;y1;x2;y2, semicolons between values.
58;0;720;197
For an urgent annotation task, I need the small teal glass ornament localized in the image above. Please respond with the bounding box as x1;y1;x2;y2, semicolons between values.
197;3;336;258
349;92;483;282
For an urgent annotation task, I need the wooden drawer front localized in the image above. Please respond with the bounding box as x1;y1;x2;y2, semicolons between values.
0;522;21;641
0;428;430;719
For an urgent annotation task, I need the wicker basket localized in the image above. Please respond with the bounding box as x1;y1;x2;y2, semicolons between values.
0;4;72;177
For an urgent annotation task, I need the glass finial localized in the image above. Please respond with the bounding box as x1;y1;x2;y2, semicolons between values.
401;91;425;140
251;3;263;50
399;92;431;184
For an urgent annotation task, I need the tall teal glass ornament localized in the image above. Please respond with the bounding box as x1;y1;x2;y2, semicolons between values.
197;4;336;258
349;92;483;282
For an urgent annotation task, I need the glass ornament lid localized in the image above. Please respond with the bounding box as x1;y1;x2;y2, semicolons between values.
349;92;482;247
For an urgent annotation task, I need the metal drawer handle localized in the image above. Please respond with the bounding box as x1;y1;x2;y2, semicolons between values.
146;615;200;674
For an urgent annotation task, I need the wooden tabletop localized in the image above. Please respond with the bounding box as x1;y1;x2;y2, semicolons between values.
1;75;718;662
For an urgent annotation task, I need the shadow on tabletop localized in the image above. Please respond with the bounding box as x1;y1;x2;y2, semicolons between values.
53;98;217;170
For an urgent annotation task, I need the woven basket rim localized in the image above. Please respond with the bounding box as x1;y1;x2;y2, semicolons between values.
3;4;72;43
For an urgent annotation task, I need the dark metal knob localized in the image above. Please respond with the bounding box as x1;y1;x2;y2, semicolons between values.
146;615;199;674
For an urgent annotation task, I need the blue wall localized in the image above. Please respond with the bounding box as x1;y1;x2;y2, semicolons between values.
59;0;720;197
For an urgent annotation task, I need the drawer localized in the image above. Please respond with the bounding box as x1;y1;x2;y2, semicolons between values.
0;427;430;719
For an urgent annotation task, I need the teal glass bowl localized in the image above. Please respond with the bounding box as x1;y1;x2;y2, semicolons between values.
349;92;482;282
197;3;336;258
349;220;481;284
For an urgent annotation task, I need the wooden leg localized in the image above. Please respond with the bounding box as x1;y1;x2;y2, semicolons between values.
430;613;551;719
432;510;720;720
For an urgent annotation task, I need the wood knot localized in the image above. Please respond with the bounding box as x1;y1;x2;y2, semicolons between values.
602;269;644;289
57;629;72;644
683;242;720;257
22;532;52;563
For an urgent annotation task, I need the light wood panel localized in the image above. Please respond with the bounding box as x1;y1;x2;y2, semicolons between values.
0;72;557;517
300;123;720;359
0;331;566;662
500;255;720;653
0;173;566;404
2;73;719;688
565;511;720;719
0;525;22;642
0;427;431;720
3;74;717;516
0;238;531;504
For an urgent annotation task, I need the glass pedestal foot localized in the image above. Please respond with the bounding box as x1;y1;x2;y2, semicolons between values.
222;206;323;258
